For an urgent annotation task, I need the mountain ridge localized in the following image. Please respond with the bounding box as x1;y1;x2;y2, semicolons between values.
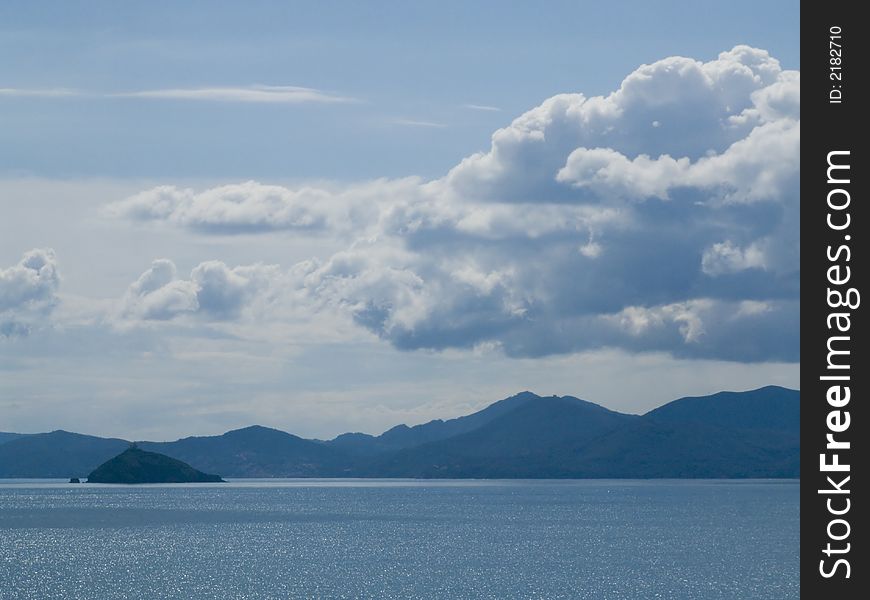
0;386;799;479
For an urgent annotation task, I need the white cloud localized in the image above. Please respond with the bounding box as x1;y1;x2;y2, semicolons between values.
122;259;198;321
107;179;419;235
611;300;712;343
0;249;60;336
701;241;767;276
445;46;791;203
557;148;690;200
108;182;330;233
557;117;799;204
121;259;280;322
103;45;799;362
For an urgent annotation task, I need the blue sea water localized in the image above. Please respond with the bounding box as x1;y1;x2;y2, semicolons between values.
0;479;798;599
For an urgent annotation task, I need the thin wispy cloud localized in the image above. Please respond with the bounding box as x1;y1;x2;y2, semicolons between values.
0;88;80;98
463;103;501;112
390;118;447;128
114;85;356;104
0;85;356;104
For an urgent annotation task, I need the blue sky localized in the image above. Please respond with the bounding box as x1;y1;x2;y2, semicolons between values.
2;0;798;180
0;1;799;440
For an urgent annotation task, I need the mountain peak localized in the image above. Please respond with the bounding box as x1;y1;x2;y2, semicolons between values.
227;425;280;434
221;425;302;441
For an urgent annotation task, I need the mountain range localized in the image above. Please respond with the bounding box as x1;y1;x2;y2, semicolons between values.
0;386;799;479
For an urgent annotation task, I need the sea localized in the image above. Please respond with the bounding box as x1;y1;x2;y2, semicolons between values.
0;479;798;599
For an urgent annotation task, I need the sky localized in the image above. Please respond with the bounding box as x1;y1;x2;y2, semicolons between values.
0;1;800;440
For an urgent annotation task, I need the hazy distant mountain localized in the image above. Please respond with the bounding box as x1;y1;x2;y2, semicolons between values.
0;386;799;479
573;386;800;478
138;425;351;477
0;432;29;446
644;386;800;431
326;391;542;455
0;431;128;478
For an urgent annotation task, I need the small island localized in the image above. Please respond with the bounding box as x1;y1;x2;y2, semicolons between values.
86;446;224;484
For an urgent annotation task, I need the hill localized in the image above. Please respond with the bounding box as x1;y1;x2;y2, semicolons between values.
87;446;224;483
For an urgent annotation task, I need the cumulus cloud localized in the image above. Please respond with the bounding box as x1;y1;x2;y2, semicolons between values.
108;183;331;233
108;46;799;362
557;118;799;205
107;179;418;235
0;249;60;337
447;48;794;202
701;241;767;276
121;259;280;322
